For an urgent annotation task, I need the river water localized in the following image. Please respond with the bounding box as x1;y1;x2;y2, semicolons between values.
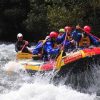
0;43;98;100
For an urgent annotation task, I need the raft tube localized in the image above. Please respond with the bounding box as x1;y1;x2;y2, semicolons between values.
24;47;100;75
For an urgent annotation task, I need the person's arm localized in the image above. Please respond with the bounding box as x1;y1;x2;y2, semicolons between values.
23;40;29;46
71;30;82;42
89;35;100;46
32;41;43;54
56;33;66;44
44;42;60;55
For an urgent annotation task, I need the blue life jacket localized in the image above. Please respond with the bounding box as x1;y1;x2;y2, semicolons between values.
56;33;66;44
71;29;82;42
33;39;60;60
43;40;59;55
32;41;43;55
57;32;76;52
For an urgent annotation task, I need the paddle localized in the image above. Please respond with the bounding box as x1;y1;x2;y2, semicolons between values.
56;32;67;70
17;38;48;59
42;36;49;45
16;52;39;59
20;41;30;52
82;30;100;41
21;44;26;52
76;25;100;40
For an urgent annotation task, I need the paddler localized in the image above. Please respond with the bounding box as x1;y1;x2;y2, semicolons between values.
71;25;83;49
63;26;75;52
72;25;100;49
83;25;100;46
42;31;60;61
78;25;91;48
32;35;50;59
32;31;60;61
15;33;31;53
56;28;65;44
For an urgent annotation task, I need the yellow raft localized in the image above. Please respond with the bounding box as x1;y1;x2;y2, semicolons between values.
16;47;100;74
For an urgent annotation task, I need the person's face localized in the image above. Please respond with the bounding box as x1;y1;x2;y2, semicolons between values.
59;32;63;36
51;37;57;42
18;36;23;41
66;29;71;35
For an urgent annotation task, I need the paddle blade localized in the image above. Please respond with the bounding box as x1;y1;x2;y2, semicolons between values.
56;50;63;70
16;52;33;59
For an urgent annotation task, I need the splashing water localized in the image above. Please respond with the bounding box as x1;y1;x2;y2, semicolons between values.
0;43;98;100
0;83;95;100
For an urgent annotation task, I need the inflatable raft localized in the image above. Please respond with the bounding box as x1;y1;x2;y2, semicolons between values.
23;47;100;75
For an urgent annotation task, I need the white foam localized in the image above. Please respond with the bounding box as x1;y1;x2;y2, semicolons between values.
3;61;25;72
0;83;95;100
0;43;97;100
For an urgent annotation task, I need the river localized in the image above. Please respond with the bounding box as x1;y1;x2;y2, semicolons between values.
0;43;98;100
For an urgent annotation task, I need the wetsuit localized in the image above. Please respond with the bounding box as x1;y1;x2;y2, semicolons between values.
33;38;60;61
15;40;30;53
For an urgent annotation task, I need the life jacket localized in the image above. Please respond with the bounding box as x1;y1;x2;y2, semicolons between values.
66;35;75;46
16;40;30;53
79;34;91;47
66;35;73;41
38;40;46;55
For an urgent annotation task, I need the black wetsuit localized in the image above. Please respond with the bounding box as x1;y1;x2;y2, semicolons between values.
15;40;30;53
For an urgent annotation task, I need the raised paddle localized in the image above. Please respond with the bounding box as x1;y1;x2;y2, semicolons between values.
56;31;68;69
81;28;100;40
20;41;29;52
76;25;100;40
21;44;26;51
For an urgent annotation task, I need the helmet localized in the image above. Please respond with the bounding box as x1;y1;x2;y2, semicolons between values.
64;26;72;31
83;25;91;33
59;29;65;33
49;31;58;38
17;33;23;38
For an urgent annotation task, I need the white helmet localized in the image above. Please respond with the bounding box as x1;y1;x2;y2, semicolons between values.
17;33;23;38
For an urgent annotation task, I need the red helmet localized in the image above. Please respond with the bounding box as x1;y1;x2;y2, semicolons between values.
49;31;58;38
83;25;91;33
64;26;72;32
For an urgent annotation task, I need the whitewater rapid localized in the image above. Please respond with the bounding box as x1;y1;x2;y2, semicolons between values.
0;43;97;100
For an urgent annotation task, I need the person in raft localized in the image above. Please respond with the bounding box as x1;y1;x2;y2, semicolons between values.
56;26;76;53
72;25;100;49
56;28;65;44
63;26;76;52
15;33;31;53
33;31;60;61
71;25;83;49
32;35;50;59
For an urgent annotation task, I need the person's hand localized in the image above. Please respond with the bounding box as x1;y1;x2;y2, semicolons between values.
76;25;81;29
60;46;64;51
70;40;75;43
25;41;29;45
18;51;22;53
45;36;50;40
98;39;100;42
57;44;63;48
38;53;42;57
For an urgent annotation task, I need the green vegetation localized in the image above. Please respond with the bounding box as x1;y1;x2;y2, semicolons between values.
0;0;100;41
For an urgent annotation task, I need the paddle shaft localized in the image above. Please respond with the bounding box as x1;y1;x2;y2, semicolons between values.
56;32;68;68
21;44;26;52
86;32;100;40
80;27;100;40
